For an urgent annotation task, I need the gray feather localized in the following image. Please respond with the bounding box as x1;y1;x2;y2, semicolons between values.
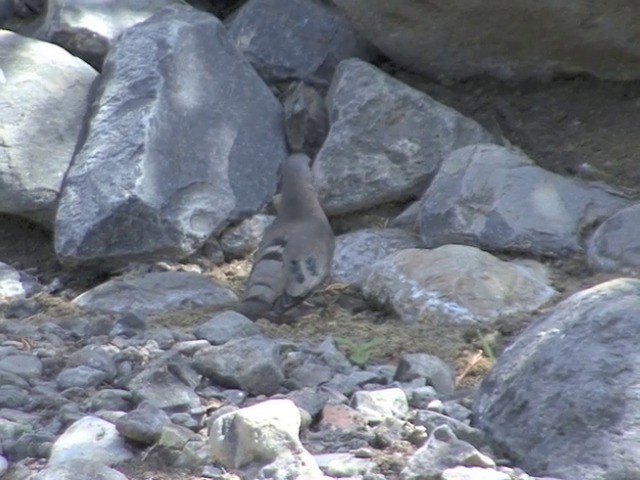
235;153;335;321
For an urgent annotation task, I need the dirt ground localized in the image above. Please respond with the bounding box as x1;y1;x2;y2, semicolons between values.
1;72;639;478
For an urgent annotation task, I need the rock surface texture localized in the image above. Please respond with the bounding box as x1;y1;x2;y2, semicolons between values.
0;30;97;227
313;59;494;215
333;0;640;81
475;278;640;479
0;1;638;479
54;4;287;267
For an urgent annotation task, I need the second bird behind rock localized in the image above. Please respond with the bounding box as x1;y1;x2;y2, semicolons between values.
235;153;335;322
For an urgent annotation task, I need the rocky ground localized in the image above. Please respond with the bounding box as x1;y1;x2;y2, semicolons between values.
1;70;639;480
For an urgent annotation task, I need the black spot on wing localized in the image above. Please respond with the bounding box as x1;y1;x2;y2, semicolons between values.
271;237;287;248
260;250;283;262
305;256;318;277
289;259;305;284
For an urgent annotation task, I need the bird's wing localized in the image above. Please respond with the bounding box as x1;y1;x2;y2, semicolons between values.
273;220;335;313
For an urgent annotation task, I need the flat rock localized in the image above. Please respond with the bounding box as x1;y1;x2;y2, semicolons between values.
48;416;135;466
54;4;286;267
220;214;274;260
419;144;630;256
474;278;640;479
333;0;640;81
587;202;640;272
192;337;283;396
0;353;43;379
313;58;494;215
401;425;495;480
73;271;237;315
331;228;423;286
0;30;97;227
193;311;263;345
227;0;374;87
362;245;555;324
56;366;108;389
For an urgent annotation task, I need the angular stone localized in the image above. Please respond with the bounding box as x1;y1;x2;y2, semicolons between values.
401;425;495;480
288;362;333;389
412;410;486;448
350;388;409;424
56;366;108;389
319;403;366;430
193;337;283;396
116;402;171;444
48;416;135;466
220;214;275;260
395;353;455;395
83;389;133;412
313;58;494;215
587;203;640;273
193;311;262;345
362;245;555;324
286;387;331;418
0;263;40;301
128;353;202;413
331;228;423;286
209;399;323;479
0;30;96;226
66;344;117;380
419;144;630;256
54;4;286;267
228;0;373;87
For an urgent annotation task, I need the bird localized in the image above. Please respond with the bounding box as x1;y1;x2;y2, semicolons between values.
235;153;335;322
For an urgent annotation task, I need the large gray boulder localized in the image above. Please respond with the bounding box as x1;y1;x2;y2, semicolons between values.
313;59;494;215
73;271;237;315
54;5;287;267
474;278;640;479
333;0;640;81
227;0;374;87
362;245;555;324
0;30;97;227
418;144;630;257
